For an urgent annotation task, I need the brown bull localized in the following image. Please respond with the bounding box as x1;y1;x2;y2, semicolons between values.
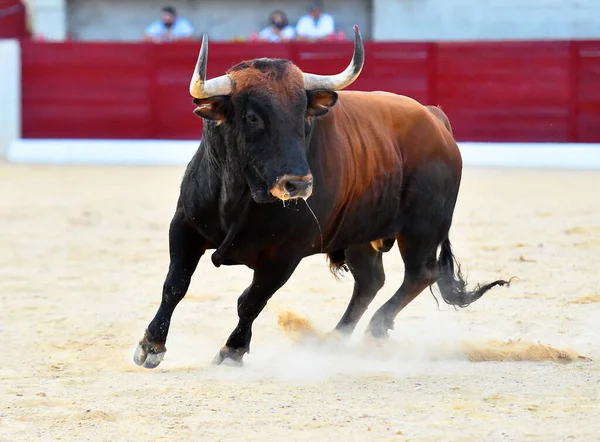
133;26;509;369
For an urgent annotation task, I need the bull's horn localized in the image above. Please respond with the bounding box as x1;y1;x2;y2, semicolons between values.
302;25;365;91
189;34;233;98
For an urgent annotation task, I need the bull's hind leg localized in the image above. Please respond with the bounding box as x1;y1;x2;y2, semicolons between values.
333;243;386;336
133;209;208;369
212;251;302;366
366;238;440;339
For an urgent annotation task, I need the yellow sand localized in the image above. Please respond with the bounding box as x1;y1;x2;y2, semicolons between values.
1;165;599;441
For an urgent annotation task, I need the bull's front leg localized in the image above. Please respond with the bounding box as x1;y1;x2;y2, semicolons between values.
133;210;208;369
212;251;301;366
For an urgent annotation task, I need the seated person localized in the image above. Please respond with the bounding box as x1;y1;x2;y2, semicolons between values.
258;10;295;42
295;1;335;42
144;6;195;42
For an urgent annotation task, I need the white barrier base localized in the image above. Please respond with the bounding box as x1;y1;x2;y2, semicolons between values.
6;139;600;169
0;40;21;160
7;139;198;166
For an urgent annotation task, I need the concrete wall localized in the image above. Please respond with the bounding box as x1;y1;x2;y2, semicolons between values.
29;0;600;43
0;40;20;160
373;0;600;41
67;0;372;41
26;0;67;40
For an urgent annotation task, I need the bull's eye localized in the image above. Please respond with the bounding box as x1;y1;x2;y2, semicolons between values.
245;111;261;126
244;110;264;141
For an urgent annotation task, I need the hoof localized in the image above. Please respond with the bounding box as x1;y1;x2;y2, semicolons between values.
133;336;166;369
330;326;355;339
211;346;246;367
365;317;393;340
366;328;390;340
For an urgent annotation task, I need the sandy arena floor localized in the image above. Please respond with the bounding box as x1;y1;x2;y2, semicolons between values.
1;164;599;441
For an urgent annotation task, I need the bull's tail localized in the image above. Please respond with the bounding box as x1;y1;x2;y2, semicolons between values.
436;237;511;308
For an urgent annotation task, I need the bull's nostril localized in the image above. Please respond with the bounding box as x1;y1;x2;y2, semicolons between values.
284;181;297;194
275;176;312;199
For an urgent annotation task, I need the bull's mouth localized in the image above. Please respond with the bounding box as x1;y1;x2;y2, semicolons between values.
249;187;276;204
269;174;313;201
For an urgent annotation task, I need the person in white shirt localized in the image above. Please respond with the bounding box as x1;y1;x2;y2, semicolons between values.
143;6;195;43
295;1;335;42
258;10;296;42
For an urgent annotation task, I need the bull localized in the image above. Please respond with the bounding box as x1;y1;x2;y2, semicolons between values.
133;26;509;368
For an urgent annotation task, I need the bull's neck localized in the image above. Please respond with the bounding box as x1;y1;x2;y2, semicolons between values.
200;129;255;266
200;127;251;219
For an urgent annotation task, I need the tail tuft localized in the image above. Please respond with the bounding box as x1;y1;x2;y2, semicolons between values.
327;249;349;280
436;238;511;308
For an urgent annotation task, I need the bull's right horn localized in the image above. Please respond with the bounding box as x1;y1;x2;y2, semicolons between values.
189;34;233;99
302;25;365;91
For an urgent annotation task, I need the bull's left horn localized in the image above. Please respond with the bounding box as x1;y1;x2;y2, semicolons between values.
302;25;365;91
190;34;233;98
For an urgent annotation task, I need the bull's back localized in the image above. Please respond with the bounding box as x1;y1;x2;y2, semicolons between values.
311;90;462;249
332;91;460;170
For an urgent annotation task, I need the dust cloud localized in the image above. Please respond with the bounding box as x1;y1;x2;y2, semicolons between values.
187;310;589;384
277;311;585;363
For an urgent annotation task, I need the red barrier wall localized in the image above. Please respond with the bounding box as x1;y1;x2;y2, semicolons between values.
20;40;600;142
0;1;27;39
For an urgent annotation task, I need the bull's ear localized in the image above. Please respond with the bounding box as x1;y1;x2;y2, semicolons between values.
306;90;338;117
193;96;231;125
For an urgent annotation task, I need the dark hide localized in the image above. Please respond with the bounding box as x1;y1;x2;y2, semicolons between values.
132;60;510;369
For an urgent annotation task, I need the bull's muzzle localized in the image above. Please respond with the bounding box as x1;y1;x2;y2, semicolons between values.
270;174;313;201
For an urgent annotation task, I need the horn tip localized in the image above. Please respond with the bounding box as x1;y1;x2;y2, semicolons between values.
353;25;359;33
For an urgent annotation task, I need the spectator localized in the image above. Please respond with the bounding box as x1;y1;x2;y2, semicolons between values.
258;10;295;42
295;1;335;42
143;6;195;42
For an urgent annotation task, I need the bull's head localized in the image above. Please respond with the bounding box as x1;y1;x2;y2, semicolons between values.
189;26;364;203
